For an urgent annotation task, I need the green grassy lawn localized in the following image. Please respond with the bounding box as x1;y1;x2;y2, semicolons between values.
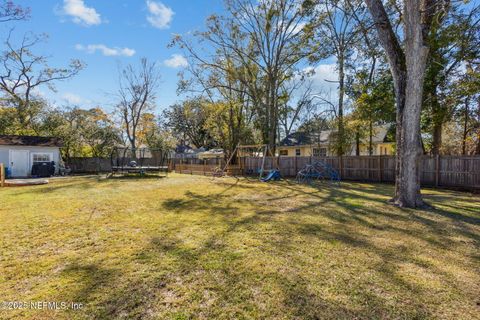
0;174;479;319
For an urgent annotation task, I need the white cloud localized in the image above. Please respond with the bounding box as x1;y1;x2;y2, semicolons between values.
146;0;174;29
163;54;188;68
281;21;306;36
62;92;82;104
63;0;102;26
303;64;338;93
75;44;136;57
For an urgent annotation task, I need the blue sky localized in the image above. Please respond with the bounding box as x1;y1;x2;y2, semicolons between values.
3;0;225;113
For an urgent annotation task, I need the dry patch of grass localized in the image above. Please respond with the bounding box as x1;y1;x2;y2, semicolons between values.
0;174;479;319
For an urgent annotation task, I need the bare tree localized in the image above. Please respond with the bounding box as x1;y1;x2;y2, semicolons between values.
310;0;366;156
0;0;29;23
278;76;317;138
116;58;160;152
0;32;84;128
173;0;312;151
365;0;445;208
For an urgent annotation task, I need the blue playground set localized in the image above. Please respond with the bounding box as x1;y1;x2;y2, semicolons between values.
296;161;341;185
261;169;281;182
218;145;340;185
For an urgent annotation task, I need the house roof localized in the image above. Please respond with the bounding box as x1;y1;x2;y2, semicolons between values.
0;135;64;147
368;125;393;143
279;131;331;146
175;144;206;154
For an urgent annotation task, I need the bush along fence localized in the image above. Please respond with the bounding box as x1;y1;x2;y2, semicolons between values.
174;155;480;190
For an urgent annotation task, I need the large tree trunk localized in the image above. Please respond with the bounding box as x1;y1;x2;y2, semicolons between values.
366;0;436;208
365;0;407;203
392;75;407;203
395;0;429;208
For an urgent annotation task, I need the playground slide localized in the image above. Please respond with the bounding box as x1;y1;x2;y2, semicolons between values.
261;170;281;182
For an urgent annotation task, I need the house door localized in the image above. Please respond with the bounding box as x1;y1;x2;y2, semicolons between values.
10;150;30;177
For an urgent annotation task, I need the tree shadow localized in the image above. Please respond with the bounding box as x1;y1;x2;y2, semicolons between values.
107;174;167;181
19;176;477;319
12;177;103;195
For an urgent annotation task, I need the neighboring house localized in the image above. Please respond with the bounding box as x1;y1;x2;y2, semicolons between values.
0;135;63;177
174;142;204;159
278;125;395;157
278;131;331;157
198;148;224;160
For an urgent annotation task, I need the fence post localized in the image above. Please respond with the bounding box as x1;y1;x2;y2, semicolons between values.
379;156;383;182
294;156;297;175
1;163;4;187
340;156;344;179
435;154;440;187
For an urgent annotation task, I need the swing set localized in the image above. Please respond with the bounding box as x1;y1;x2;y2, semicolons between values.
214;144;281;181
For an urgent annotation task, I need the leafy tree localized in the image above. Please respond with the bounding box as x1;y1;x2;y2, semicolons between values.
163;97;215;149
350;69;395;155
422;3;480;155
0;105;17;133
133;112;175;150
40;107;120;159
203;100;258;154
455;64;480;155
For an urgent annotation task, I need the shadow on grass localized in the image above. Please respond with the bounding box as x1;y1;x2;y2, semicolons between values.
34;177;479;318
162;192;240;217
60;258;169;319
12;176;105;195
107;174;167;180
12;174;169;196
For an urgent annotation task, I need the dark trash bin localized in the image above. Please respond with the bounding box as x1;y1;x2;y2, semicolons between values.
31;161;55;177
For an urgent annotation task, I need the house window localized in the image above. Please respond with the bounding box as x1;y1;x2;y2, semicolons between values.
279;150;288;156
32;153;51;164
313;148;327;157
295;149;301;156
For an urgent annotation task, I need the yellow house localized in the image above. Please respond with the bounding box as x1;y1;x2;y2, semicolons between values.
278;126;395;157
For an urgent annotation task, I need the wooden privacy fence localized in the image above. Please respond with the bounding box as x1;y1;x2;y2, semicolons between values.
172;158;224;166
176;163;219;176
176;155;480;190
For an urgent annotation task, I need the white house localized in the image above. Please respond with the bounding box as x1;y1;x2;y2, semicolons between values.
0;135;63;178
